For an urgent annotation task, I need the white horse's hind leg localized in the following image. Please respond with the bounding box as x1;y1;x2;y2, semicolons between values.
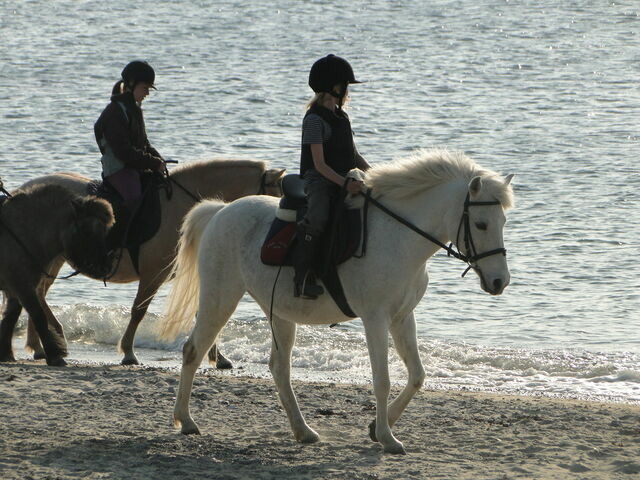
268;316;319;444
173;274;245;436
364;317;406;454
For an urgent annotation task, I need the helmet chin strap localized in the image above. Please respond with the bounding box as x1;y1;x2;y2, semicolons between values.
329;84;348;107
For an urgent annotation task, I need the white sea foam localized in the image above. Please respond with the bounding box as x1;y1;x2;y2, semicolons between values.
12;304;640;404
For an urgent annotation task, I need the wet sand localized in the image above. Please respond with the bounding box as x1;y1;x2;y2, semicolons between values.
1;361;639;480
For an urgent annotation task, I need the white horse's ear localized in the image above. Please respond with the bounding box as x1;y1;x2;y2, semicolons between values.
504;173;515;186
469;176;482;196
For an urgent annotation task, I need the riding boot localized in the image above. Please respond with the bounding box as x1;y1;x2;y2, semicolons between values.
293;226;325;299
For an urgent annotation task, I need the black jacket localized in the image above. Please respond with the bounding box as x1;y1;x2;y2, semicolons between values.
94;91;162;171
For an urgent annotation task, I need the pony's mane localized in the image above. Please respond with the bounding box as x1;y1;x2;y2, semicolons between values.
171;158;266;176
365;149;514;208
7;184;76;210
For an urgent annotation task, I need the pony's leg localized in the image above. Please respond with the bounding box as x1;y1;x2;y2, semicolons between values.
0;295;22;362
369;313;425;442
269;316;319;443
119;273;164;365
364;317;405;454
173;278;245;435
18;289;66;366
26;258;64;359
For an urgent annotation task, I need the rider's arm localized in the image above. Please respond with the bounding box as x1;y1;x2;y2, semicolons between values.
354;144;371;171
311;144;362;194
100;103;163;171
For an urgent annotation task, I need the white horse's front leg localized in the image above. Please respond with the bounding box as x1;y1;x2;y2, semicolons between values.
269;316;319;444
386;313;425;427
364;317;405;454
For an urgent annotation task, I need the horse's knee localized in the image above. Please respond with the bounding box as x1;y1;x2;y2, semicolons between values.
182;339;197;366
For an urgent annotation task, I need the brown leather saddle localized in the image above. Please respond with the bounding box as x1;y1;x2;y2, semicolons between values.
261;174;363;317
87;172;165;273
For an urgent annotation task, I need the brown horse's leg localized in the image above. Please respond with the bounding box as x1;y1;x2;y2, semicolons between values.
119;274;165;365
207;343;233;369
0;295;23;362
18;290;67;366
26;258;64;359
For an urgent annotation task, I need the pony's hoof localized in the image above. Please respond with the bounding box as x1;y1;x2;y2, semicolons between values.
47;356;67;367
0;351;16;362
33;351;46;360
368;420;378;442
383;441;406;455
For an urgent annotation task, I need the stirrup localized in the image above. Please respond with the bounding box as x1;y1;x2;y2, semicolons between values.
294;272;324;300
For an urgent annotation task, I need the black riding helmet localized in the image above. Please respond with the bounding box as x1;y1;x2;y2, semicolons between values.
121;61;156;90
308;54;362;97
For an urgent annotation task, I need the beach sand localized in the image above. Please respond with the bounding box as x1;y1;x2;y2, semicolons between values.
0;361;638;480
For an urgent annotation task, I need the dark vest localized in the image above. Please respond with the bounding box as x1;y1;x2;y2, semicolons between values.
300;106;356;177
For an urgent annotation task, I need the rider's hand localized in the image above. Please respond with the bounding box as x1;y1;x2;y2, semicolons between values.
346;178;363;195
153;156;165;172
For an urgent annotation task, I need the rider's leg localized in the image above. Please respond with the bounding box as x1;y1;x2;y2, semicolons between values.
294;171;335;299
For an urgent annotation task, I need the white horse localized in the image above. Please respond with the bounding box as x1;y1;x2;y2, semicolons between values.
159;149;515;454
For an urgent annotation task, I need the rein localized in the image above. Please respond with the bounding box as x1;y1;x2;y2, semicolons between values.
168;169;282;203
360;189;506;277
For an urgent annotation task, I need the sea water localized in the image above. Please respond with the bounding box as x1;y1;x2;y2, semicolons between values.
1;0;638;403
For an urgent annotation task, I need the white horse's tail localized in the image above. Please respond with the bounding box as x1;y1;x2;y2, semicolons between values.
159;200;226;341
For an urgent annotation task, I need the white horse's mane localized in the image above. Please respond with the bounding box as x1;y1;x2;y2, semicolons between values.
364;149;514;209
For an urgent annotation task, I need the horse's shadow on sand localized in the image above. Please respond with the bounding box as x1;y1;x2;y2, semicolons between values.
36;432;388;480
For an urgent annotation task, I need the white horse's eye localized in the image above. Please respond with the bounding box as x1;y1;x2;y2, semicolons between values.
475;222;487;231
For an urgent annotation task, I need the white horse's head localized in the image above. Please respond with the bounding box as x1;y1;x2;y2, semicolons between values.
453;173;515;295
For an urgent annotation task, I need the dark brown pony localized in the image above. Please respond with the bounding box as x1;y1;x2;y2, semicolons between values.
17;160;284;365
0;184;115;366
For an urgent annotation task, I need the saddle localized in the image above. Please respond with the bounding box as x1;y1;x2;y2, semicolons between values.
261;174;363;317
87;172;165;273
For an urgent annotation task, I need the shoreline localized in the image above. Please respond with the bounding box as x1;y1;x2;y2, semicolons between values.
1;360;639;479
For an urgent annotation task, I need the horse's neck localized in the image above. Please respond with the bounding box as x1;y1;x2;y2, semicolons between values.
372;181;466;262
170;164;260;202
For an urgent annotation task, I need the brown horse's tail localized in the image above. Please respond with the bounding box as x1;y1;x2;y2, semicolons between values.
159;200;226;341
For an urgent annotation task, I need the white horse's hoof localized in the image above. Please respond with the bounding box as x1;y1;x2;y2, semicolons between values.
177;417;200;435
295;428;320;444
383;440;406;455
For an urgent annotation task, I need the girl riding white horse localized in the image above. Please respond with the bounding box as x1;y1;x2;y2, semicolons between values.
160;148;515;454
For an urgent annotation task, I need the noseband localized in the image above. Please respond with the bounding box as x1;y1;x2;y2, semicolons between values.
361;190;506;277
450;193;506;277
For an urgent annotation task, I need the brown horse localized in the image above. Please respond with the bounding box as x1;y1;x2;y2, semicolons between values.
18;159;284;365
0;184;115;366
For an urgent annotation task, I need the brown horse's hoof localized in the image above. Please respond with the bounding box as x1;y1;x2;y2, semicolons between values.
46;356;67;367
369;420;378;442
121;357;140;366
216;355;233;370
33;351;47;360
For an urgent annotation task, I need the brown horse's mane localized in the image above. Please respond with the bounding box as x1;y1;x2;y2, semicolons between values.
170;158;267;176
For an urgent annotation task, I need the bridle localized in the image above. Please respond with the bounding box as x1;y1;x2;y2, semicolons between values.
258;171;283;196
361;190;506;277
450;193;506;277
